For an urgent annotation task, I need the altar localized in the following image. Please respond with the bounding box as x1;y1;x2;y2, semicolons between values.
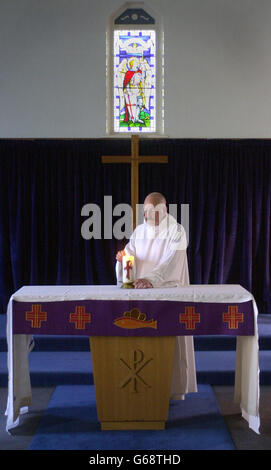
5;284;260;433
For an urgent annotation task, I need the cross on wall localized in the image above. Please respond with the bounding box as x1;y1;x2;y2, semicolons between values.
102;135;168;230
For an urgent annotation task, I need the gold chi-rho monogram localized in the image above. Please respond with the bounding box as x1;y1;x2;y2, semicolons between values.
119;349;153;393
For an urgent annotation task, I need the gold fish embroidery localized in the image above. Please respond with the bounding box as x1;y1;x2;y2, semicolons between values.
114;308;157;330
114;316;157;330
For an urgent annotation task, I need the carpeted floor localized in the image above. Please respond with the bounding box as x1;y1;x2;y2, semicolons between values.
1;385;271;450
28;384;235;450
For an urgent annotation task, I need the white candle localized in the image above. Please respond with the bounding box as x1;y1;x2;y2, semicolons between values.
122;255;135;284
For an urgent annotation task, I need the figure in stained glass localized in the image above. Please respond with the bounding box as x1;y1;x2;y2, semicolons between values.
114;30;156;132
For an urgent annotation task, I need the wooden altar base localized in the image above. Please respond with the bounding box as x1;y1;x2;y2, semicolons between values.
90;336;176;431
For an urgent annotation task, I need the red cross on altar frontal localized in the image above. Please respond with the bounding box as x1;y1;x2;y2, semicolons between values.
26;304;47;328
69;306;91;330
179;306;201;330
223;306;243;329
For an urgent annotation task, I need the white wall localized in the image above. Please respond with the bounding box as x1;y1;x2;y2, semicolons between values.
0;0;271;138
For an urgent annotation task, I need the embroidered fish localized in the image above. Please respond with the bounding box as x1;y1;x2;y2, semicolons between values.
114;316;157;330
114;308;157;330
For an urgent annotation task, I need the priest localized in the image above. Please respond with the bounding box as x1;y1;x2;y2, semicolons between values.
115;192;197;400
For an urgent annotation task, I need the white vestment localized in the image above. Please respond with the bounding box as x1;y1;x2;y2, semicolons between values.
116;214;198;399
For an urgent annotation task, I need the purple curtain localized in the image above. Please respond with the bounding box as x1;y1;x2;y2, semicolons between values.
0;139;270;313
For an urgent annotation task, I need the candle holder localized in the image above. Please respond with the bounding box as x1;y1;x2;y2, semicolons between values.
122;282;134;289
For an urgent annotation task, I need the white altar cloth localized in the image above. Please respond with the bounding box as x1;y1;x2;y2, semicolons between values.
5;284;260;434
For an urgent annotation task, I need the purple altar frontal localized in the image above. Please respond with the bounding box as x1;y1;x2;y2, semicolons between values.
12;296;255;337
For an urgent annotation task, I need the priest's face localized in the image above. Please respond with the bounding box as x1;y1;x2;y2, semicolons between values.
143;202;167;226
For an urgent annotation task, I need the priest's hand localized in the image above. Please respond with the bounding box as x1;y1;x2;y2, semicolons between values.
134;278;153;289
116;250;125;262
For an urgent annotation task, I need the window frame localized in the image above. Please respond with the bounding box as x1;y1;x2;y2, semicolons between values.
106;3;164;137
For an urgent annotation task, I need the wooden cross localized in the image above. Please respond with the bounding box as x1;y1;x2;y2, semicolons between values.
102;135;168;230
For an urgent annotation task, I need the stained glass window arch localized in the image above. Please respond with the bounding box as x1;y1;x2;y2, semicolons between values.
106;3;164;135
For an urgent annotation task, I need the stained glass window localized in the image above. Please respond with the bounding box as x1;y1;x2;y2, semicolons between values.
113;29;156;133
107;4;163;135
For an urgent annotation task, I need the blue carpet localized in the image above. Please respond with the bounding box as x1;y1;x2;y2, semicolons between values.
29;384;235;450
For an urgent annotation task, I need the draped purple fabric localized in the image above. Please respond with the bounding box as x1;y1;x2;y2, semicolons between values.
0;139;270;313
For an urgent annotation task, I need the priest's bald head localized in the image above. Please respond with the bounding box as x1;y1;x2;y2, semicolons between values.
143;192;167;226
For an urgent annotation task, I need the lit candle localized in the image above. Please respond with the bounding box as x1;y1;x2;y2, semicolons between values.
122;254;135;285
